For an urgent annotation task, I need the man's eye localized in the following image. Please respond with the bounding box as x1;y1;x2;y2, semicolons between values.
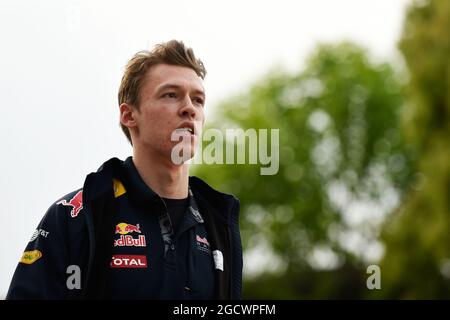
194;98;204;106
162;92;177;98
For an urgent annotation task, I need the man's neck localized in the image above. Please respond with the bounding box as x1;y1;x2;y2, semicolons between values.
132;148;189;199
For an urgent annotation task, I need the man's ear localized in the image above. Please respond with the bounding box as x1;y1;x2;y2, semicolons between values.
119;103;138;129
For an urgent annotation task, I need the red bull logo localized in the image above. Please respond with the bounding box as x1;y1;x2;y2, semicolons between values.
57;190;83;218
114;235;146;247
115;222;141;235
196;235;210;247
196;234;211;254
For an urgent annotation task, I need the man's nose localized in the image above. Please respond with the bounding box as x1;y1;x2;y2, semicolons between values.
179;96;197;119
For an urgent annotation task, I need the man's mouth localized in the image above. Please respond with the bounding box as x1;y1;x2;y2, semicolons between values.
175;127;194;134
176;121;196;135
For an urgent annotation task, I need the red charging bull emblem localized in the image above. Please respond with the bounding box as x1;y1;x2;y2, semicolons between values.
57;190;83;218
115;222;141;235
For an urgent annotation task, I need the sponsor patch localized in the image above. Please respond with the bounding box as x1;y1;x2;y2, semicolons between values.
110;255;147;268
30;229;49;242
195;234;210;253
114;235;146;247
115;222;141;235
20;250;42;264
213;250;224;271
57;190;83;218
113;178;126;198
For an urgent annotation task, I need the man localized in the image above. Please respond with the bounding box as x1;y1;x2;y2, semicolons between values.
7;40;242;299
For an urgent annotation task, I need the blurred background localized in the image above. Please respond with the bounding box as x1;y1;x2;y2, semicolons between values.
0;0;448;299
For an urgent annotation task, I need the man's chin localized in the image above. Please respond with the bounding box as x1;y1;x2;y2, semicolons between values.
169;143;196;165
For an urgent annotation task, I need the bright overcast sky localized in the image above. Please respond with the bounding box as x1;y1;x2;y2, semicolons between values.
0;0;411;297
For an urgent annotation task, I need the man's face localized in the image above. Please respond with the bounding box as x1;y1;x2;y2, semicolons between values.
129;63;205;163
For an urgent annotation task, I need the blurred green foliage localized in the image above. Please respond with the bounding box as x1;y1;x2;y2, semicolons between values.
192;0;448;299
379;0;450;299
193;43;412;298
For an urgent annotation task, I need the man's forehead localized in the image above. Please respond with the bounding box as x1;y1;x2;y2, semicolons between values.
156;83;205;96
145;64;205;93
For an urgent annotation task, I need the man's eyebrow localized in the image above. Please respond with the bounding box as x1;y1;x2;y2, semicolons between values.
156;83;205;97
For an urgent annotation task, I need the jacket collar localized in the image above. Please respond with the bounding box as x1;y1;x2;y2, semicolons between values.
83;157;238;225
189;176;238;226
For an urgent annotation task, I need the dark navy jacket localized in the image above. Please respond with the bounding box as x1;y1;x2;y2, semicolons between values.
6;157;242;300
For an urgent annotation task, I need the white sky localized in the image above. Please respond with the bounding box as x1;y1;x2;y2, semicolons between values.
0;0;411;297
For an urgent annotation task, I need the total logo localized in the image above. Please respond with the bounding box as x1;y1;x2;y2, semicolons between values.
115;222;141;235
110;255;147;268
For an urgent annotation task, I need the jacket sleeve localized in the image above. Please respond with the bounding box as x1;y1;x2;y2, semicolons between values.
6;200;70;300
